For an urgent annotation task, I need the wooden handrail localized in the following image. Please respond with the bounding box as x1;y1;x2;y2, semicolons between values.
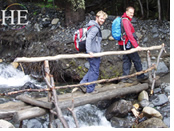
14;44;164;63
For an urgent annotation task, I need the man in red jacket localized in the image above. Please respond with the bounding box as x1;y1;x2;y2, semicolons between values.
119;6;147;83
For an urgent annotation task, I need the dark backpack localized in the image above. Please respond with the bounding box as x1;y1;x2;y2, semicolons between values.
73;25;94;52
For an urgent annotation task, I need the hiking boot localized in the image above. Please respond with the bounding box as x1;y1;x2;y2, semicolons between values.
78;86;87;93
90;90;98;94
137;75;148;82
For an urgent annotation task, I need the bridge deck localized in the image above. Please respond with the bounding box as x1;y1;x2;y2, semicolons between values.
0;81;148;122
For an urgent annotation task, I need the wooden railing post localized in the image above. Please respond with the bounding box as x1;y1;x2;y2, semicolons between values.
44;60;54;127
150;43;166;95
147;50;153;83
44;60;69;128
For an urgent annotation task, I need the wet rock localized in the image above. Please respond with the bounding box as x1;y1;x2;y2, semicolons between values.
138;90;149;101
137;117;168;128
142;106;163;119
21;82;40;90
152;94;169;106
164;85;170;93
153;88;161;94
108;36;114;41
156;62;169;74
97;100;112;110
102;29;111;39
139;99;152;108
0;119;15;128
151;27;158;33
153;33;159;38
27;119;43;128
51;18;59;25
163;117;170;127
0;98;6;104
142;37;148;43
110;116;136;128
135;32;143;40
105;99;132;120
142;61;169;76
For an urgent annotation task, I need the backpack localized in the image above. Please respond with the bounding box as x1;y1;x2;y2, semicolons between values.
111;17;127;41
73;25;94;52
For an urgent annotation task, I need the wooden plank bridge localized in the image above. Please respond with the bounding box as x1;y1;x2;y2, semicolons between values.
0;44;165;128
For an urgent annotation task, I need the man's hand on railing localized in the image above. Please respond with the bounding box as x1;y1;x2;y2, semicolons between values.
89;52;94;58
136;46;142;51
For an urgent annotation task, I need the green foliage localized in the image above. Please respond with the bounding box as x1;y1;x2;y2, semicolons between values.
36;3;56;9
68;0;85;11
35;0;58;9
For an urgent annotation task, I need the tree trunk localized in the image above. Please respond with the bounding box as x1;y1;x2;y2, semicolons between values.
157;0;161;22
146;0;149;18
166;0;170;20
138;0;144;18
65;0;85;26
55;0;85;26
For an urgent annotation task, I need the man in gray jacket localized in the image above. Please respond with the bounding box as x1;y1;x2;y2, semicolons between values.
79;10;108;93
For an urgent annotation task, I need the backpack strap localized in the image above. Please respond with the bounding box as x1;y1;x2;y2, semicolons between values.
87;25;101;37
121;17;129;50
121;17;129;39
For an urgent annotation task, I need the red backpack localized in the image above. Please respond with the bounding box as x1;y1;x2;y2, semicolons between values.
73;25;94;52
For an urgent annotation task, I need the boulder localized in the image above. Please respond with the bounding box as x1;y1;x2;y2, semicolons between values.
108;36;115;41
137;117;168;128
152;94;169;106
139;99;151;108
142;106;163;119
138;90;149;101
0;119;15;128
101;29;111;39
51;18;59;25
110;116;136;128
27;119;43;128
105;99;132;120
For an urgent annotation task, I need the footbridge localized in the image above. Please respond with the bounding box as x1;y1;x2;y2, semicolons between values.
0;44;165;128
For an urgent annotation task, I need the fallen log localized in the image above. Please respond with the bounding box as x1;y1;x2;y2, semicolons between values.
0;111;16;119
14;44;164;63
16;95;53;109
13;107;47;122
57;83;149;109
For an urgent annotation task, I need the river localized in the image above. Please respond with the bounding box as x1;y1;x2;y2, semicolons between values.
0;62;170;128
0;63;113;128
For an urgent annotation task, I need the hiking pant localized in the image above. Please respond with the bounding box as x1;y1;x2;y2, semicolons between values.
122;52;145;79
80;57;100;93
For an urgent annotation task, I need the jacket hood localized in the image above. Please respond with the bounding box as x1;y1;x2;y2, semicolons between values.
122;12;132;21
86;20;100;28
